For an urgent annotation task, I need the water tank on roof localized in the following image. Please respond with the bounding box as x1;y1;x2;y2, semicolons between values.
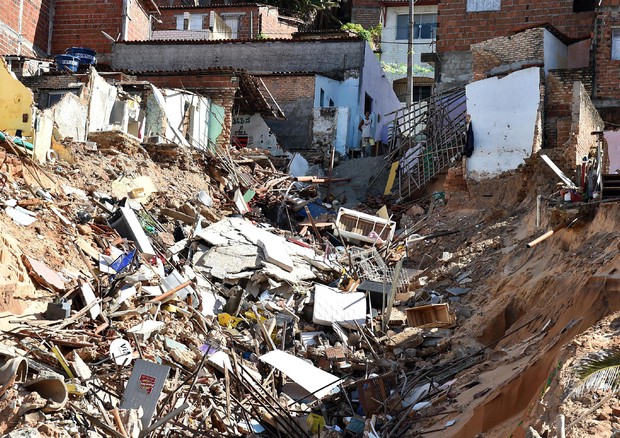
64;47;97;65
54;55;79;73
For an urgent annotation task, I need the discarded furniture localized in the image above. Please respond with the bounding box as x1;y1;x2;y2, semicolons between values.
335;207;396;244
357;372;397;415
405;303;456;328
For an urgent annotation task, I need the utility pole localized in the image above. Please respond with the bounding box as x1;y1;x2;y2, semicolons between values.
406;0;415;107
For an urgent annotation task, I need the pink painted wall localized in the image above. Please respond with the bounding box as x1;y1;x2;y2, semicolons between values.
568;39;590;69
605;130;620;173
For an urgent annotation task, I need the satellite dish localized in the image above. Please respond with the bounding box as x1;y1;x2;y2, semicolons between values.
110;338;133;366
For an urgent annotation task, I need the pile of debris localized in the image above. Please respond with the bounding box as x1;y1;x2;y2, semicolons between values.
0;129;469;438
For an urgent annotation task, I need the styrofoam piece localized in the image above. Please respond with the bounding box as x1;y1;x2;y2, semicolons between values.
259;350;340;399
5;206;36;226
312;284;366;329
80;283;101;319
127;320;165;341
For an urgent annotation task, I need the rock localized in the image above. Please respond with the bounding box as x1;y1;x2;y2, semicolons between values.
525;427;542;438
612;406;620;417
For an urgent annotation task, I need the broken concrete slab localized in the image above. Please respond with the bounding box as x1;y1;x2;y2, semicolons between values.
193;244;260;279
446;287;471;297
258;237;294;272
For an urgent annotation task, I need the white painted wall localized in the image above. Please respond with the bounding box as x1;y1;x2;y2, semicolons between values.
465;67;541;180
160;89;210;148
380;5;436;83
232;114;284;156
52;92;88;141
543;29;568;75
88;71;117;133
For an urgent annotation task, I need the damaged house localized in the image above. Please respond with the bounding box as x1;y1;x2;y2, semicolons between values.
111;36;402;156
14;64;283;162
151;2;301;40
387;22;605;201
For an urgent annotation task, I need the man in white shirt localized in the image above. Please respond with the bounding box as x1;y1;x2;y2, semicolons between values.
358;111;374;157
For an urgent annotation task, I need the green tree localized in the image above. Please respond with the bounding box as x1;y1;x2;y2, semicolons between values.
341;23;382;51
262;0;341;19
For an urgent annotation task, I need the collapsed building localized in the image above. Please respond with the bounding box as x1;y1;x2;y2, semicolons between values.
4;1;620;438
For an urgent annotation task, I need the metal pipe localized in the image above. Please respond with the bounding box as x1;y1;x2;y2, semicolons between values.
16;0;24;56
121;0;129;41
47;0;55;56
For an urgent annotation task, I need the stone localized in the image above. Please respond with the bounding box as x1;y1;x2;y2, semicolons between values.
193;244;260;279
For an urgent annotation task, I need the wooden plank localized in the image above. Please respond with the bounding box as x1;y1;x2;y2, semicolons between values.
160;208;195;225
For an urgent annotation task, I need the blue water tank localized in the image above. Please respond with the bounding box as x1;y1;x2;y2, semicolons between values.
55;55;79;72
65;47;97;65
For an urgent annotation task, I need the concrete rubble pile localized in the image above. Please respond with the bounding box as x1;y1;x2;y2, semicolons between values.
0;97;468;438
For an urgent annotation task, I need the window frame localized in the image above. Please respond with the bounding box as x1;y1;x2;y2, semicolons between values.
395;14;409;41
612;28;620;61
466;0;501;13
413;13;437;40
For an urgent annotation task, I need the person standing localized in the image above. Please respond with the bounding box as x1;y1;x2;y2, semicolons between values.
358;111;374;158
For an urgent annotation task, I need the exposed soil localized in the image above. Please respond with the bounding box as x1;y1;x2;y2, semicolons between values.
395;159;620;437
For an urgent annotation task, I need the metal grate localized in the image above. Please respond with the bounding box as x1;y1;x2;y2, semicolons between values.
385;86;467;201
348;247;408;292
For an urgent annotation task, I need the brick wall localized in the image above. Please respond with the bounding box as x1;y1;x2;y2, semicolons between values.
594;9;620;100
210;91;235;150
259;74;316;149
156;5;297;39
471;28;544;80
127;0;150;41
545;68;593;149
546;82;604;174
351;4;381;29
259;7;298;39
20;72;87;106
52;0;150;62
0;0;52;56
437;0;595;53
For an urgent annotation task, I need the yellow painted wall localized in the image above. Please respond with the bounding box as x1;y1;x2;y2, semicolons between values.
0;58;34;137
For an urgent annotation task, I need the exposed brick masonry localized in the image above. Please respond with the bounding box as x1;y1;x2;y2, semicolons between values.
594;7;620;100
0;0;52;56
545;68;593;149
437;0;595;53
51;0;151;61
471;28;544;80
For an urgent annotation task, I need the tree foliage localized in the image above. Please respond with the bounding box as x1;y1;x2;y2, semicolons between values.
340;22;382;50
572;349;620;398
262;0;341;18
